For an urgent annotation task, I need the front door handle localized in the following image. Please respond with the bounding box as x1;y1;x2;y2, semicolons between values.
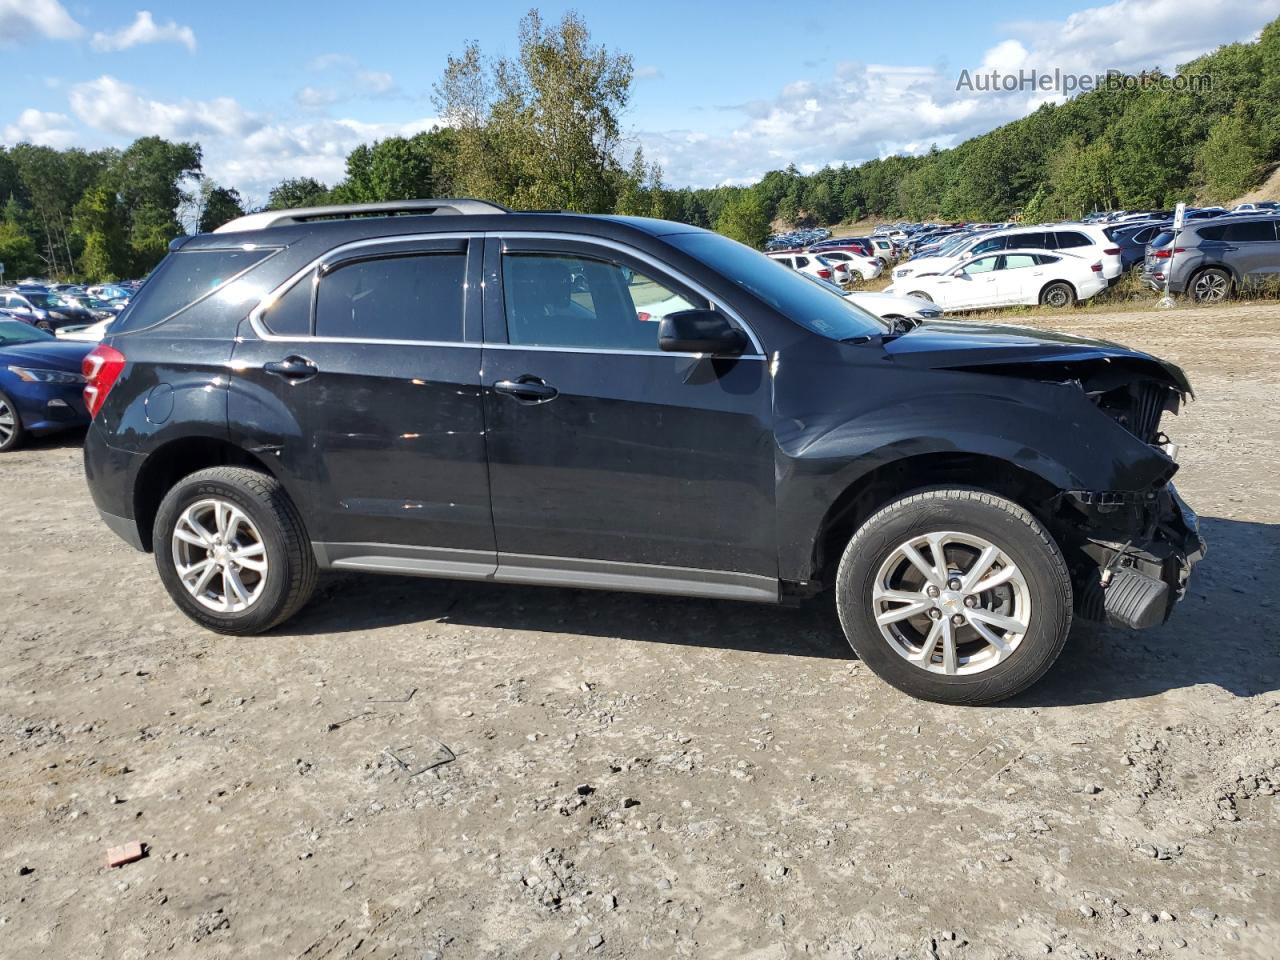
494;376;558;403
264;355;318;383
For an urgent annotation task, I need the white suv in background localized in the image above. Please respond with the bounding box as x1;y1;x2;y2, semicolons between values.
887;249;1107;310
893;224;1123;284
767;252;853;284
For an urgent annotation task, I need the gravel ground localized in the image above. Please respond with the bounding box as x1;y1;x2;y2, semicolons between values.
1;303;1278;959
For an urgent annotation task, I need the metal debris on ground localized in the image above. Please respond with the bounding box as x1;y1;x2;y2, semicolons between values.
385;739;457;777
367;688;418;703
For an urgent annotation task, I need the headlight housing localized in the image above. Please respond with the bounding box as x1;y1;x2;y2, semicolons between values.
6;365;86;384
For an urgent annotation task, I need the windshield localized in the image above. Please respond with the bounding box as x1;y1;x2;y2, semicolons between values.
0;319;52;346
25;293;65;308
668;233;888;341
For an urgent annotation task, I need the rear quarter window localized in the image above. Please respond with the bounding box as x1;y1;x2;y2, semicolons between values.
115;247;275;333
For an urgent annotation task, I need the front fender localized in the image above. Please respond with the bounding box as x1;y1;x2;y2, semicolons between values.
774;367;1175;582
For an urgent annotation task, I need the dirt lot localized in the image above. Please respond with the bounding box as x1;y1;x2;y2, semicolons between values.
2;302;1278;960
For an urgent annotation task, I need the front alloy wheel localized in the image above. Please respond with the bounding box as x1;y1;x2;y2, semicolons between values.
0;391;24;451
872;531;1031;675
835;489;1072;705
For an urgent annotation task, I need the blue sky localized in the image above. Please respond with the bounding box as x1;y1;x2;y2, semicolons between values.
3;0;1279;204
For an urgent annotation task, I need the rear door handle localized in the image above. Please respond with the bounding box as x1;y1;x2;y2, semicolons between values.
494;376;558;403
264;356;318;383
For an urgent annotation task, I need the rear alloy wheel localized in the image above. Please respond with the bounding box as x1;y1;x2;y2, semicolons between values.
153;466;317;635
0;390;26;452
1190;268;1231;304
835;489;1072;704
1039;282;1076;308
906;291;933;302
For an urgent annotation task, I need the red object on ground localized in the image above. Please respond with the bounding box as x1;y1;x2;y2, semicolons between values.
106;841;146;868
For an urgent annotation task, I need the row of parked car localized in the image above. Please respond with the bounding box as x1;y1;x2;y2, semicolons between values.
0;278;143;452
0;279;139;341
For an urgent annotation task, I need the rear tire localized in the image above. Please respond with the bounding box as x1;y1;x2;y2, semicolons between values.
834;488;1072;705
1189;267;1232;304
0;389;26;452
153;466;317;635
1039;282;1076;308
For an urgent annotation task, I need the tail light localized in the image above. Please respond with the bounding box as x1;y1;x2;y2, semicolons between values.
1151;247;1185;259
82;344;126;418
1103;247;1121;255
1090;262;1103;272
817;269;831;279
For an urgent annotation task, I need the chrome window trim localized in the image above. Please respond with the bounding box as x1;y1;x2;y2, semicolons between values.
247;232;477;345
246;230;766;359
495;231;765;356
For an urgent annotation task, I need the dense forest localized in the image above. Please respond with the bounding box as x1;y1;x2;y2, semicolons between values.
3;11;1279;282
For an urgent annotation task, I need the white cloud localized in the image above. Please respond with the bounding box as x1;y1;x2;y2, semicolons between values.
69;76;261;140
2;108;78;148
356;70;396;95
0;0;82;42
644;0;1280;186
209;115;443;201
309;52;358;71
295;86;339;108
91;11;196;53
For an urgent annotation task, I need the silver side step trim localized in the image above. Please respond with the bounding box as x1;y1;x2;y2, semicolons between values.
312;543;778;604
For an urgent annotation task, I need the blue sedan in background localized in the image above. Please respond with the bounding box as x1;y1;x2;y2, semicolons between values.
0;319;92;452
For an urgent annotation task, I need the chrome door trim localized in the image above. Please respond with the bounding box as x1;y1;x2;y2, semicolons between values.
311;542;779;603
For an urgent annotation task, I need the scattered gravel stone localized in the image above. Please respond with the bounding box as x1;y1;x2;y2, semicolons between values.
1189;907;1217;923
1078;905;1095;919
587;933;604;950
1112;905;1130;918
995;853;1012;863
1159;910;1176;922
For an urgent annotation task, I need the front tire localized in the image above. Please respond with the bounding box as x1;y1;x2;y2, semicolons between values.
834;489;1072;705
0;389;26;452
153;466;317;635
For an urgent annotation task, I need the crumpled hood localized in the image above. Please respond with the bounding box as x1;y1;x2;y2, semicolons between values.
1;340;93;373
882;320;1193;396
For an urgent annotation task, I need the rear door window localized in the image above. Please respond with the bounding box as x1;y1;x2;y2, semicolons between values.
314;252;466;341
1221;220;1277;242
1000;254;1038;270
1051;231;1092;249
1010;232;1049;249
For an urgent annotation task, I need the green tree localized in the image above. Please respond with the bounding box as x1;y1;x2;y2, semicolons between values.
329;128;457;203
72;182;127;280
0;216;40;280
266;177;330;210
1195;106;1267;202
435;9;632;212
715;190;770;248
197;184;247;233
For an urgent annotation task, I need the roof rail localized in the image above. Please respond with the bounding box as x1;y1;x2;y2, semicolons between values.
212;198;513;234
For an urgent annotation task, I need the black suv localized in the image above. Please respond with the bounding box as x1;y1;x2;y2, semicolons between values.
82;199;1205;704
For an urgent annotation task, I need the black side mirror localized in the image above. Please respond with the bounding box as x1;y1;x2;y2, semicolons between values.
658;309;748;355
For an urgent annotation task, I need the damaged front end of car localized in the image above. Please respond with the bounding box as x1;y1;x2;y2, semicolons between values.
1052;360;1206;630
